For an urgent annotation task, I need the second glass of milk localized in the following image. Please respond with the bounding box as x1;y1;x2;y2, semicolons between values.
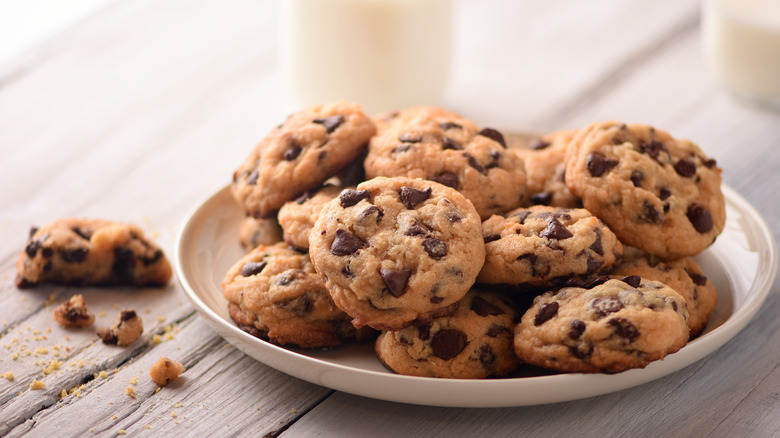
701;0;780;109
279;0;452;116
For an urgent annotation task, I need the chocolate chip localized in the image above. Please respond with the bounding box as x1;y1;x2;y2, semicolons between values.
687;204;713;233
487;324;511;337
431;172;459;189
29;227;39;239
478;128;506;148
620;275;641;287
591;297;623;317
510;211;531;224
674;159;696;177
142;249;164;266
471;296;505;316
312;115;344;133
405;220;430;236
98;327;118;344
417;324;431;341
431;329;467;360
391;144;413;155
528;138;551;150
630;171;644;187
241;261;267;277
659;188;671;201
379;268;412;298
422;237;447;258
283;144;302;161
486;150;502;169
25;240;42;258
516;252;538;264
608;317;640;342
703;157;717;169
399;133;422;143
112;247;135;284
464;152;487;175
358;205;383;222
590;228;604;255
641;201;662;224
399;186;432;209
483;233;501;243
586;257;603;275
275;270;299;286
685;268;708;286
570;343;594;360
330;229;366;256
120;309;137;322
534;302;559;326
445;207;463;223
430;296;443;304
60;248;88;264
339;189;370;207
442;137;462;150
539;217;573;240
246;169;259;185
295;190;314;204
530;192;553;205
440;122;462;130
586;152;619;177
72;227;93;241
479;344;496;371
569;319;586;339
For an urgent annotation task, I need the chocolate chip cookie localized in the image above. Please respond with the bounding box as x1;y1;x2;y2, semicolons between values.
364;106;528;220
222;242;364;348
375;289;519;378
514;277;690;373
16;218;172;288
514;129;581;208
232;102;376;218
238;215;284;252
478;206;623;287
564;121;725;259
278;183;344;251
612;247;717;337
308;176;485;331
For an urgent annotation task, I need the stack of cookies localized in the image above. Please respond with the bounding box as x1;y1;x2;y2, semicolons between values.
221;102;724;378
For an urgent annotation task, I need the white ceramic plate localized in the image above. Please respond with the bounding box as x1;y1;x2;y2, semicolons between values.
175;184;776;407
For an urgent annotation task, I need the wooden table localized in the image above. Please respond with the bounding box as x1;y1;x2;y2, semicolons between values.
2;0;779;436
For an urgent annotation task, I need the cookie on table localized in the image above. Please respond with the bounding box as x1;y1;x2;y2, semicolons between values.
232;102;376;218
375;289;519;379
278;184;344;251
479;206;623;287
514;277;690;374
309;176;486;331
222;242;365;349
16;218;172;288
238;215;284;252
564;121;725;259
364;106;528;220
514;129;581;208
612;247;717;338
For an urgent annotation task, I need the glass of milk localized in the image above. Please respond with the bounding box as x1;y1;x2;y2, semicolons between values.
701;0;780;109
279;0;453;116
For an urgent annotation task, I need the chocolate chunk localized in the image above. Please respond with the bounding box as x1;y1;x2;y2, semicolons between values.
119;309;137;322
431;329;467;360
440;122;462;130
142;249;164;266
464;152;487;175
72;227;93;241
570;343;594;360
510;210;531;224
430;296;444;304
417;324;431;341
530;191;553;205
630;171;644;187
477;128;506;148
687;204;714;233
241;261;267;277
60;248;88;264
586;256;603;275
674;159;697;177
442;137;462;150
517;253;538;264
586;152;619;177
422;237;448;258
569;319;586;339
479;344;496;371
330;229;366;256
659;188;671;201
295;190;314;204
29;227;39;239
359;205;384;222
539;217;573;240
246;169;259;185
25;240;42;258
391;144;413;155
486;150;502;169
275;270;299;286
445;207;463;223
534;302;559;326
399;133;422;143
431;172;459;189
399;186;432;209
98;327;118;344
590;228;604;255
471;296;505;316
487;324;511;337
591;297;623;317
641;201;662;224
312;115;344;133
112;247;135;283
620;275;641;287
283;144;302;161
528;138;551;150
640;140;666;159
406;220;430;236
685;268;708;286
608;317;640;342
483;233;501;243
339;189;370;207
703;157;717;169
379;268;412;298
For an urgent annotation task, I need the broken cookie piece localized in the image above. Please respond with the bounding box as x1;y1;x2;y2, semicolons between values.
98;309;144;346
149;357;184;386
53;294;95;328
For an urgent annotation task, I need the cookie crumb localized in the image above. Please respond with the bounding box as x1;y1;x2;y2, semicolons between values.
30;379;46;390
129;376;138;385
126;387;136;399
60;389;67;399
98;309;143;346
117;430;127;435
53;294;95;328
149;357;184;386
3;371;14;380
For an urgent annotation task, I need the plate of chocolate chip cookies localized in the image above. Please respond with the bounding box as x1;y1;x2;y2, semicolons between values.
176;102;777;407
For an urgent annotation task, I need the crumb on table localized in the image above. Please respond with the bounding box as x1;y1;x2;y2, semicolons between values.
53;294;95;328
149;357;184;386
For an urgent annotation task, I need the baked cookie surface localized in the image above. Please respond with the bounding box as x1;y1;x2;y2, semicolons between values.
16;218;171;288
232;102;375;218
514;129;581;208
278;184;344;251
364;106;527;219
308;176;485;331
222;242;361;349
513;277;690;373
564;121;725;259
479;206;623;287
238;215;284;252
375;289;519;379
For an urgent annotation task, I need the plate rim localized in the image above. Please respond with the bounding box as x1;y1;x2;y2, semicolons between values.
174;182;777;407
